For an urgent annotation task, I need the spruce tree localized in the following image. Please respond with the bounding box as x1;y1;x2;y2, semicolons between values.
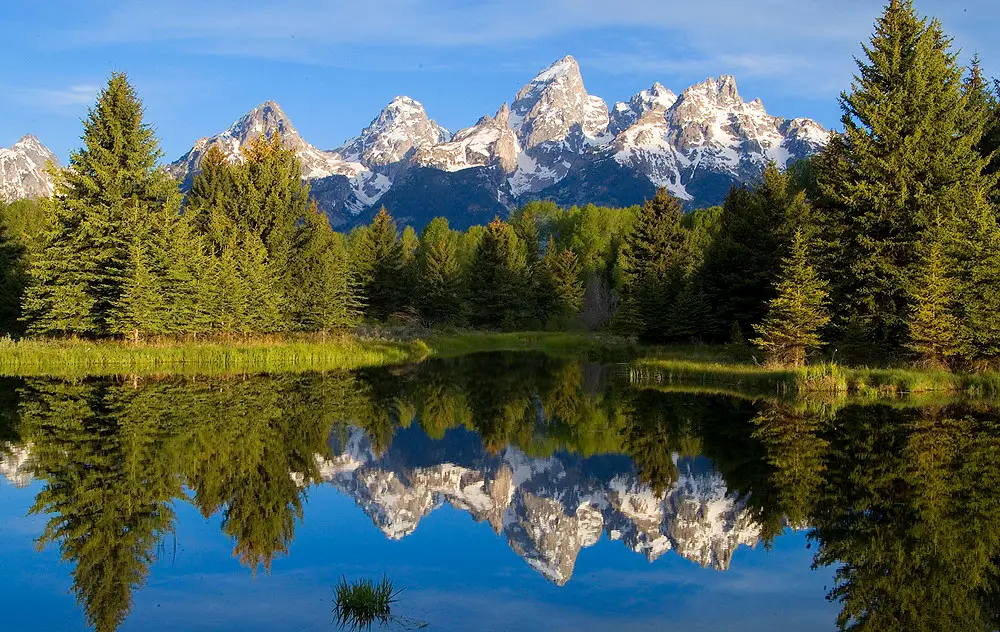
468;218;529;329
185;144;235;235
702;165;816;337
0;221;28;334
417;220;465;325
815;0;991;354
359;207;404;321
616;188;690;342
23;73;179;336
752;231;831;367
539;236;584;328
287;203;360;332
906;230;960;368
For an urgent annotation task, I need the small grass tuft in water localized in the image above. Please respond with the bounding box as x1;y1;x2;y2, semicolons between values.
333;575;400;631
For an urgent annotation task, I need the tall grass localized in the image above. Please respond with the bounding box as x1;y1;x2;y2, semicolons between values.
0;335;428;377
629;355;1000;398
333;575;401;631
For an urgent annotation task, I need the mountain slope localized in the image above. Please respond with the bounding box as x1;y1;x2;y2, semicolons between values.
0;135;60;203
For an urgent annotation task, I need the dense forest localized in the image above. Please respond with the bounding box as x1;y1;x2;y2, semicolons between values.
1;0;999;369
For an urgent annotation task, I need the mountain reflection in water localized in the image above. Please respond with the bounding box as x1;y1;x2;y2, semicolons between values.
1;352;1000;631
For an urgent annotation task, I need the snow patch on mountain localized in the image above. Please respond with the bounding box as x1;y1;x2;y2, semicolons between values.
0;135;60;203
413;104;520;173
312;426;762;585
338;96;450;169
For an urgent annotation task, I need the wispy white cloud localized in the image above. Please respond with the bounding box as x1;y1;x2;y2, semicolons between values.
13;85;98;109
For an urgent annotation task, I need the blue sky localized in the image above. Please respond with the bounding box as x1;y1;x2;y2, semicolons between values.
1;0;996;162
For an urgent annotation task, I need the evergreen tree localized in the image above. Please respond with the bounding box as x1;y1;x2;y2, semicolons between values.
287;203;360;332
815;0;992;354
906;229;960;368
184;144;235;235
0;221;28;334
417;218;465;325
468;218;529;329
23;73;179;336
752;231;831;367
616;188;690;342
702;165;816;338
539;236;584;328
357;207;404;321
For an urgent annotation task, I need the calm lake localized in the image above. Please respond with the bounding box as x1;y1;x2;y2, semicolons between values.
1;352;998;631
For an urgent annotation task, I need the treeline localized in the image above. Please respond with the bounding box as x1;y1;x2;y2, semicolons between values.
1;0;999;370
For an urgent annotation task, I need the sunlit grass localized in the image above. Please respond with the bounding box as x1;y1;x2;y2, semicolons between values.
333;575;400;631
628;355;1000;397
0;335;428;377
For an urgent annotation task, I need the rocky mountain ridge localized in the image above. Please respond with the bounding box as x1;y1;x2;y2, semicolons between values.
3;56;828;230
0;135;59;203
311;426;761;585
164;55;826;228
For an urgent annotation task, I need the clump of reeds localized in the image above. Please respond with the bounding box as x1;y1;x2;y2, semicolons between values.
333;575;400;631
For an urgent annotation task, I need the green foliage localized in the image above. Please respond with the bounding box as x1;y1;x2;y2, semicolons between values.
333;576;400;631
702;165;816;338
815;0;993;354
417;218;465;325
467;218;531;329
617;188;691;342
539;237;585;329
752;231;831;367
23;73;179;337
287;204;360;332
353;207;404;321
906;231;961;368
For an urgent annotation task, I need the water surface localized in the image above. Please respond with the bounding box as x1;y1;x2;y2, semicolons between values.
1;353;998;631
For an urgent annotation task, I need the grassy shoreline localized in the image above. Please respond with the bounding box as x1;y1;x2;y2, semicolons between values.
628;355;1000;397
1;332;999;398
0;332;618;377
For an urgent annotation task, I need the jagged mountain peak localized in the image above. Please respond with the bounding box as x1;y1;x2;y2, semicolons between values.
167;100;366;185
0;135;59;203
610;83;679;136
682;75;743;106
509;55;607;150
338;95;449;169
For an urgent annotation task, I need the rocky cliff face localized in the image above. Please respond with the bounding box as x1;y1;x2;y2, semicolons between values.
0;135;59;203
337;96;450;171
314;426;762;585
165;56;828;228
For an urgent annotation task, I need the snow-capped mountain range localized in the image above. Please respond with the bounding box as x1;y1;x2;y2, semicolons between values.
0;135;59;203
2;55;827;229
310;426;761;584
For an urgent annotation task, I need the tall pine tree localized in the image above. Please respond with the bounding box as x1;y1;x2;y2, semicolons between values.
23;73;179;336
815;0;992;355
616;188;690;342
752;231;831;367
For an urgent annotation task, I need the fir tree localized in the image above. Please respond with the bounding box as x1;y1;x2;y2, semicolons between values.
287;203;360;332
23;73;179;336
906;231;960;368
418;219;465;325
358;207;404;321
539;236;584;328
702;165;816;338
468;218;530;329
752;231;831;367
184;144;235;235
816;0;992;354
0;221;28;334
616;188;690;342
